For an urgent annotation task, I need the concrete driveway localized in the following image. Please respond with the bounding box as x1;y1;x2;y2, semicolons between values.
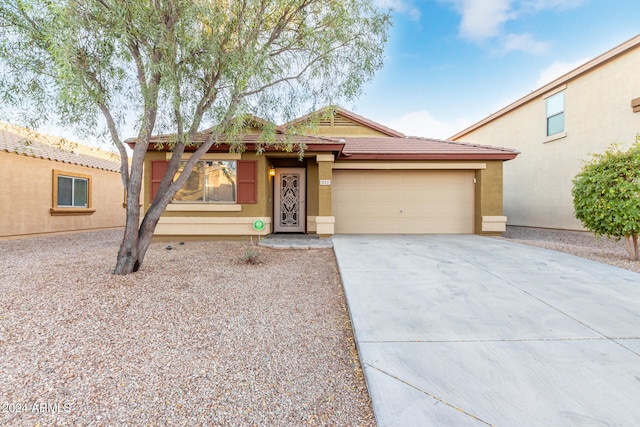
332;235;640;426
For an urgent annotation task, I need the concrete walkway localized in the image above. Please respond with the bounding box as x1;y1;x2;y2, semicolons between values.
258;233;333;249
332;235;640;426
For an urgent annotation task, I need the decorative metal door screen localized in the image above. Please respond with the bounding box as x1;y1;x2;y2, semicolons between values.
274;168;306;232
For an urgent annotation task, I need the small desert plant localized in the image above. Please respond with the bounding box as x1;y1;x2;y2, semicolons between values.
243;244;261;264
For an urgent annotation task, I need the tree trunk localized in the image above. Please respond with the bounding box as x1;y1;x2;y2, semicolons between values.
113;147;146;275
624;236;633;260
113;186;174;275
114;214;141;274
623;235;639;261
113;186;144;274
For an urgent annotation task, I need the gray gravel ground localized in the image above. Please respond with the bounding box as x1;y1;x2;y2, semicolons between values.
0;230;374;426
497;226;640;273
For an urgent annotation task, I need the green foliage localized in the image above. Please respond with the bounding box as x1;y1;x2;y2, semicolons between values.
0;0;391;274
0;0;390;143
572;137;640;243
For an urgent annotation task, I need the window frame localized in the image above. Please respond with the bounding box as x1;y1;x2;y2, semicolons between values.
172;159;238;204
545;90;565;137
50;170;95;216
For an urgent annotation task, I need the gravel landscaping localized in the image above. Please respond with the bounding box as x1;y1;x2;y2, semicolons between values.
4;225;638;426
0;230;374;426
497;226;640;274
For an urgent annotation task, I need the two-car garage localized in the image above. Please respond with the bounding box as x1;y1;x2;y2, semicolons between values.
332;169;475;234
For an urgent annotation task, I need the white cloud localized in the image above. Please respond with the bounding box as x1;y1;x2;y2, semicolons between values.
375;0;421;21
522;0;586;13
454;0;513;42
445;0;585;53
535;58;589;87
387;110;472;140
502;32;549;54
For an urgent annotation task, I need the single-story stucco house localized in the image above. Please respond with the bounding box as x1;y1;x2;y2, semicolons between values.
130;107;518;240
0;121;125;238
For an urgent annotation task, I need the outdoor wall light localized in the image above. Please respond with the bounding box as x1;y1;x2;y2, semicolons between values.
268;166;276;177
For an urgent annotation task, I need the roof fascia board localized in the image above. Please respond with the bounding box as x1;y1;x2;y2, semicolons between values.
339;153;518;161
283;106;405;137
333;108;404;137
333;161;487;170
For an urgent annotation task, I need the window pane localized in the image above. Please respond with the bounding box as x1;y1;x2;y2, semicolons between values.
546;91;564;117
73;178;88;207
547;112;564;136
174;161;204;202
58;176;73;206
204;161;236;202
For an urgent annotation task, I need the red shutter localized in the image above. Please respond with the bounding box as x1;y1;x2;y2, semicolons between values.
150;160;169;202
237;160;257;204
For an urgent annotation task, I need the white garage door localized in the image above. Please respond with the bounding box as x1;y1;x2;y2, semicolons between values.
332;170;475;234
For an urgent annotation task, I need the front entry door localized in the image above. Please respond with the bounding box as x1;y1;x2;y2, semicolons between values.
274;168;306;233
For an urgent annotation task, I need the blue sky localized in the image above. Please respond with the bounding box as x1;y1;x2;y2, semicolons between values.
352;0;640;139
35;0;640;144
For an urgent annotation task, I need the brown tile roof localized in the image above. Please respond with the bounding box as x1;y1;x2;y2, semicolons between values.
340;136;519;160
131;128;345;152
0;122;121;172
126;107;518;161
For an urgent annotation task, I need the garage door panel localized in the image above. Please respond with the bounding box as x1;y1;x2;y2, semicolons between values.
334;188;366;202
336;219;368;233
335;202;401;218
333;170;474;234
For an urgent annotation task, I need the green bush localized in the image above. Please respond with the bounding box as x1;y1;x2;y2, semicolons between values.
572;136;640;260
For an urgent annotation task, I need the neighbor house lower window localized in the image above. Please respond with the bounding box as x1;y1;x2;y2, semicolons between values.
173;160;237;203
546;91;564;136
51;170;95;215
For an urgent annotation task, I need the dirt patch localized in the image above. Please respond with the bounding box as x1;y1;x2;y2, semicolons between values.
496;226;640;274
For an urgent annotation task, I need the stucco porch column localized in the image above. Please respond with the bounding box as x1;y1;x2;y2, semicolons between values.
475;160;508;235
315;154;335;237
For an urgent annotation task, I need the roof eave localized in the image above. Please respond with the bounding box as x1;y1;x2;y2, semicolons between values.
283;106;405;138
339;153;519;161
333;108;405;137
129;142;345;155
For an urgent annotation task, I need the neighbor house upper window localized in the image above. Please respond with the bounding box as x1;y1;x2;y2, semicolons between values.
546;91;564;136
51;170;95;215
173;160;237;203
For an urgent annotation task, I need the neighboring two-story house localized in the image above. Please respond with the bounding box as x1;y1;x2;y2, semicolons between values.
451;34;640;231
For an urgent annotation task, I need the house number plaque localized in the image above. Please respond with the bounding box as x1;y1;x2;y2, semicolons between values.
320;179;331;186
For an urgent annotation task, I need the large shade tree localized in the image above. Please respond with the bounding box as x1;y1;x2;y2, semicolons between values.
0;0;390;274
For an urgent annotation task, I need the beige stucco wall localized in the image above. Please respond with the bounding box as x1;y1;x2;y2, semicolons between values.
306;160;319;218
0;152;125;238
475;161;505;234
454;46;640;230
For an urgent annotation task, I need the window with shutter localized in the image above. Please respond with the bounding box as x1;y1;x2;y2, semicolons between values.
150;160;169;202
237;160;257;204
